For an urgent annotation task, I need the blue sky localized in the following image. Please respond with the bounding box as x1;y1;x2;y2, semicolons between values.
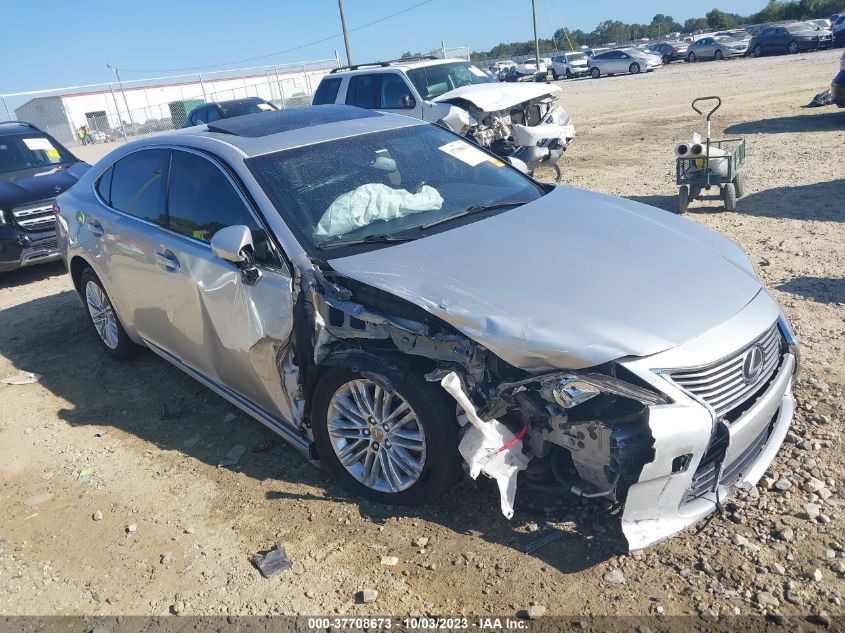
1;0;768;93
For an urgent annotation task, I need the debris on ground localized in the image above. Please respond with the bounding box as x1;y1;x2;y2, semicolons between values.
603;569;626;585
807;88;833;107
92;510;103;521
523;529;565;554
359;588;378;604
250;543;292;578
160;398;185;420
252;438;275;453
217;444;246;468
380;556;399;566
2;371;41;385
526;604;546;619
126;523;137;533
77;467;92;483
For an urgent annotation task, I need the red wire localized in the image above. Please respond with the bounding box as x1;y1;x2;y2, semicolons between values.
497;426;527;453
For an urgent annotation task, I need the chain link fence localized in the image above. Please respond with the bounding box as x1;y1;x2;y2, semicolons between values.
1;58;340;148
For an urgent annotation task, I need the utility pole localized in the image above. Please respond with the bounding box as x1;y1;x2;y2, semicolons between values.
106;64;135;126
338;0;352;66
531;0;540;68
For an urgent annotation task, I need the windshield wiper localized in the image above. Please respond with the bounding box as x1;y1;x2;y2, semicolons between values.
319;234;416;249
420;200;532;229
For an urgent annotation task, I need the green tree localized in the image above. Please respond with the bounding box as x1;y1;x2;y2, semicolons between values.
683;17;710;32
706;9;738;30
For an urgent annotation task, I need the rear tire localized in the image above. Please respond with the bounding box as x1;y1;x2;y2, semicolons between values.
311;368;461;507
688;52;696;62
678;185;690;215
565;68;573;79
662;55;670;65
79;268;140;360
590;67;600;79
723;183;737;211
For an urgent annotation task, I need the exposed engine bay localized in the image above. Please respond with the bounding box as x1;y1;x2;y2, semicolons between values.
434;92;576;182
283;255;662;543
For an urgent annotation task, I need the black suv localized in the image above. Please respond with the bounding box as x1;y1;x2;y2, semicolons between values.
0;121;89;273
183;97;278;127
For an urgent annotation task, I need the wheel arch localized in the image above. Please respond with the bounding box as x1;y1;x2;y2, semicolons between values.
69;255;93;294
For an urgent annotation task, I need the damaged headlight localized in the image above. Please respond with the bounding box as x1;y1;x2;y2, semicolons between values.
548;373;668;409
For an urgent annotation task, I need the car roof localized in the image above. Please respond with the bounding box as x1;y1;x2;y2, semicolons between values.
132;105;425;158
329;57;467;75
207;97;267;107
0;121;44;135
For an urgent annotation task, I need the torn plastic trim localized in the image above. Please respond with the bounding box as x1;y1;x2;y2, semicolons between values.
441;371;530;519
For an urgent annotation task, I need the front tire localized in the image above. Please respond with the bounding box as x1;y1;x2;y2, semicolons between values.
663;55;670;65
752;44;763;57
80;268;139;360
552;70;559;80
787;41;799;54
714;50;723;60
311;368;461;506
590;67;600;79
678;185;690;215
565;68;573;79
687;52;697;62
629;62;641;74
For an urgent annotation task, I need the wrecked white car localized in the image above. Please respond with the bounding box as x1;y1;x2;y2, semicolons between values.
312;57;574;181
57;107;798;550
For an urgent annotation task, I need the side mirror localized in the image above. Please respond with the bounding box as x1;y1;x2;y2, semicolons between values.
211;225;262;285
211;225;253;264
400;95;416;109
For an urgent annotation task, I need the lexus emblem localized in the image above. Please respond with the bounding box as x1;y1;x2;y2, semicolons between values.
742;345;765;384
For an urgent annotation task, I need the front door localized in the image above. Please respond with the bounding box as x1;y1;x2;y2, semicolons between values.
156;148;298;423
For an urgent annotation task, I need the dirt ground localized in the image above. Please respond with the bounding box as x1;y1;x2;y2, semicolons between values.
1;49;844;621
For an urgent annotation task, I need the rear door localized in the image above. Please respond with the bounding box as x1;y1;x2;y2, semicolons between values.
154;148;297;422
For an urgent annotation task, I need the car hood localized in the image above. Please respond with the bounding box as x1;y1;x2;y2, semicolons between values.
328;186;764;372
433;82;561;112
0;162;90;209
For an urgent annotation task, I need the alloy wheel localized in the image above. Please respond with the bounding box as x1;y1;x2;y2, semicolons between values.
788;41;798;54
326;379;427;493
85;280;119;349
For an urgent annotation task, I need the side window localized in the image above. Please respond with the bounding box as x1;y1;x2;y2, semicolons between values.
313;77;342;105
380;73;414;108
109;149;169;225
206;106;221;123
191;107;204;124
345;74;380;109
96;165;114;204
166;150;277;267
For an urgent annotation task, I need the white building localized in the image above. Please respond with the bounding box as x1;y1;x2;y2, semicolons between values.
15;65;333;145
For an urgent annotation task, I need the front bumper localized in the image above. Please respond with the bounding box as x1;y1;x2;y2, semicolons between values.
0;228;61;272
621;350;795;550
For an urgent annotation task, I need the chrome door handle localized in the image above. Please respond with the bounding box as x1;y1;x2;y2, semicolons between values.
85;218;105;236
155;250;180;272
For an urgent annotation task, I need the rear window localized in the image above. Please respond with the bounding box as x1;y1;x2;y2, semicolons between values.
313;77;342;105
219;100;276;117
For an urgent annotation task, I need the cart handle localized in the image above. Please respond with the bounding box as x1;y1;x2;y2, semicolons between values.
692;96;721;121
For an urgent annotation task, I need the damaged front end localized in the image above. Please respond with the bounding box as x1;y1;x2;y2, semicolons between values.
434;89;575;181
289;259;667;542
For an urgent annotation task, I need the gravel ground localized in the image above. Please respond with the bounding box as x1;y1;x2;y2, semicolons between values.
1;49;843;621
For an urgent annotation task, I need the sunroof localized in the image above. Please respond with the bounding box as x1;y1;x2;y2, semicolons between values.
206;105;382;138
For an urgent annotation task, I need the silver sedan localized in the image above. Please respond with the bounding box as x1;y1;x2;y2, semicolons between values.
588;48;659;78
56;106;797;550
687;36;749;61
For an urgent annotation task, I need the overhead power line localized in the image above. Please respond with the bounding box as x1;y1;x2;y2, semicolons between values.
121;0;436;74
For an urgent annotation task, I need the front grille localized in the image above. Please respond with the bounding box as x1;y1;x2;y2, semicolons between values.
670;322;783;418
12;199;55;231
683;408;777;503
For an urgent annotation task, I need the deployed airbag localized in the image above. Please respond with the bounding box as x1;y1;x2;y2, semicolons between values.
315;184;443;237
